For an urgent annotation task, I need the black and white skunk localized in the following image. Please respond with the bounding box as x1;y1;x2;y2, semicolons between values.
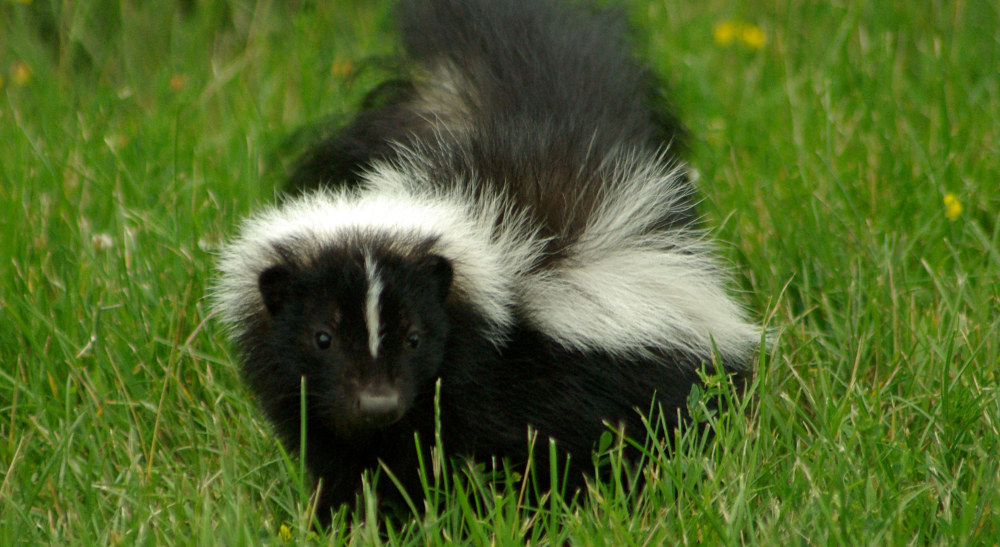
214;0;760;522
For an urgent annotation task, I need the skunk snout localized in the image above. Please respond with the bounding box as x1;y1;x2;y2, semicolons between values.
356;386;403;427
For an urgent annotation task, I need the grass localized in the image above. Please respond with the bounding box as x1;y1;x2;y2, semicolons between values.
1;0;998;544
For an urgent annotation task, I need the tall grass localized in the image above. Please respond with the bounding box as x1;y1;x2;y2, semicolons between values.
1;0;997;543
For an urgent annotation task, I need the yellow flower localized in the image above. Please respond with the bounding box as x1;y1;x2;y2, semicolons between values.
278;523;292;542
11;61;32;85
943;193;962;220
739;24;767;50
714;21;766;50
713;21;738;46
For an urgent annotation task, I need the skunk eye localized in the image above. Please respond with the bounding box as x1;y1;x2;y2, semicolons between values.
315;331;332;350
405;329;421;349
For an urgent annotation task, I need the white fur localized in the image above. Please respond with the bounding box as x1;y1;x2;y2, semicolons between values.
213;167;543;346
518;152;760;363
363;253;384;358
215;149;759;365
519;247;759;361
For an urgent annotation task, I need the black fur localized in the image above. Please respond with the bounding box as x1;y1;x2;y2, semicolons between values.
242;246;713;523
287;0;687;194
228;0;753;525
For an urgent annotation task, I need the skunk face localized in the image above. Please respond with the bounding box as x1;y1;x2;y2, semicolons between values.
256;246;453;437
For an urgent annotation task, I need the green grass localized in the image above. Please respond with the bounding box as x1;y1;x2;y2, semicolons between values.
2;0;998;544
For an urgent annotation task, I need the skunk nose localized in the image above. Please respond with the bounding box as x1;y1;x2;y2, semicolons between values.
356;387;402;425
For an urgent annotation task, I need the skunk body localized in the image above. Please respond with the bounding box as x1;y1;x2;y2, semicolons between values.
215;0;759;521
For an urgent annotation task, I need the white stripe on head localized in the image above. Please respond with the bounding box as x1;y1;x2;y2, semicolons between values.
363;252;384;358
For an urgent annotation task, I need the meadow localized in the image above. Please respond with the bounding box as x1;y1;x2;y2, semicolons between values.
1;0;997;544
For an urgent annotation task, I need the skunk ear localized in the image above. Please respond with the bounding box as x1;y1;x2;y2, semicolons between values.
258;265;294;316
419;254;453;301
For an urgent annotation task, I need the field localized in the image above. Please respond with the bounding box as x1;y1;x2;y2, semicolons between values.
1;0;998;544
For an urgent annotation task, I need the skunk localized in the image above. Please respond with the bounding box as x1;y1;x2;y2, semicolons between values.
214;0;760;523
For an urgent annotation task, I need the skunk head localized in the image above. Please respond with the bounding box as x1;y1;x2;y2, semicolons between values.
255;244;453;435
213;186;533;436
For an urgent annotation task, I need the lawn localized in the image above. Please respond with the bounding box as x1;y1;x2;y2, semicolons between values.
1;0;998;544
